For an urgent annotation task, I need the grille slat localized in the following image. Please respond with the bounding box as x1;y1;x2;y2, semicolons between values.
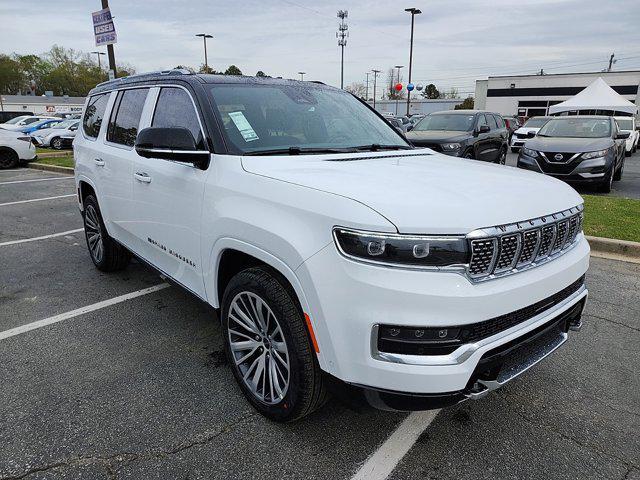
467;206;583;281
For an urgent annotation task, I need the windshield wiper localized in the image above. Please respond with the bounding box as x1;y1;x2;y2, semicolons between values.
244;146;358;156
352;144;413;151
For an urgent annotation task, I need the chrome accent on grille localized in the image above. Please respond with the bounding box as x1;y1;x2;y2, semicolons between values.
466;205;584;282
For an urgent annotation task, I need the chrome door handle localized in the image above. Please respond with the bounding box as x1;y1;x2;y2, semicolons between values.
134;172;152;183
94;158;105;166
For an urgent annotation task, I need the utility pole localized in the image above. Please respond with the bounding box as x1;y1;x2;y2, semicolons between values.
336;10;348;89
101;0;117;78
404;8;421;116
91;51;106;69
372;69;381;109
365;72;370;102
298;72;306;81
394;65;404;115
608;53;615;72
196;33;213;72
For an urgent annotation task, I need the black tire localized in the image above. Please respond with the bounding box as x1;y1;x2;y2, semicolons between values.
221;266;327;422
511;147;519;153
599;167;614;193
463;149;474;159
51;137;63;150
613;159;624;181
496;147;507;165
0;149;19;169
82;194;130;271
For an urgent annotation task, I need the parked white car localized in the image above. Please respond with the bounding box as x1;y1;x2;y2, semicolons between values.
0;128;37;168
75;72;589;421
510;116;552;152
31;119;80;149
0;115;56;131
614;117;639;155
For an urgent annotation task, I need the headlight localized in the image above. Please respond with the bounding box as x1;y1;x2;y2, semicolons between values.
522;147;538;157
582;149;608;160
333;228;468;268
441;143;461;151
17;136;32;142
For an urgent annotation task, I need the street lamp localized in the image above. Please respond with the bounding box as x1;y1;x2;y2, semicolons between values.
372;69;381;109
195;33;213;72
91;51;106;69
404;8;421;116
298;71;306;81
394;65;404;115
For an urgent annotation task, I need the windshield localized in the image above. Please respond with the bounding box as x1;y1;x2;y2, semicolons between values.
5;116;29;125
208;84;409;155
523;117;549;128
412;114;475;132
52;120;76;129
616;118;633;131
537;118;611;138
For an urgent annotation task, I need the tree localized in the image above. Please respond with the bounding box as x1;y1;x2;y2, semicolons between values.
0;54;24;94
454;96;475;110
422;83;440;99
255;70;267;77
443;87;459;99
224;65;242;76
345;82;367;98
198;65;220;74
386;67;404;100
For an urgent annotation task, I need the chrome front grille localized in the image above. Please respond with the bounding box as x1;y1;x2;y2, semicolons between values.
467;205;584;282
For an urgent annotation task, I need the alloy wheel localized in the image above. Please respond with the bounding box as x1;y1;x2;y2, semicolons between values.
84;204;104;263
52;138;62;150
228;291;290;405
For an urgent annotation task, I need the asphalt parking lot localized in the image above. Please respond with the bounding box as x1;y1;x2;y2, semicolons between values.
506;149;640;199
1;167;639;480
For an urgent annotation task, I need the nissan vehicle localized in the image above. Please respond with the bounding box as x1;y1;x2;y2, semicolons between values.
614;116;639;155
30;119;80;149
510;116;552;152
405;110;508;163
517;116;628;193
74;71;589;421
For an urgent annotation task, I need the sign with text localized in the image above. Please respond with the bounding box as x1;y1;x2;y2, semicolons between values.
92;7;117;46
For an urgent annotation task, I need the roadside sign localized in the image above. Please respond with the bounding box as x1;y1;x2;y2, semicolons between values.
92;7;117;47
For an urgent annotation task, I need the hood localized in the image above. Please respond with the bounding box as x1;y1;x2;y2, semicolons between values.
525;136;614;153
241;150;583;234
405;130;470;143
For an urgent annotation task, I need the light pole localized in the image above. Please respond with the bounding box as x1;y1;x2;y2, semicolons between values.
91;51;106;69
394;65;404;115
372;69;381;109
404;7;421;116
365;72;370;102
298;72;306;81
196;33;213;72
336;10;348;89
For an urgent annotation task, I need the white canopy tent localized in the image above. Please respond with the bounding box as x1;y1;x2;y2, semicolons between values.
548;77;638;116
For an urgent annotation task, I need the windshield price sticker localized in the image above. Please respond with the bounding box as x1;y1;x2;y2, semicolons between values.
229;111;259;142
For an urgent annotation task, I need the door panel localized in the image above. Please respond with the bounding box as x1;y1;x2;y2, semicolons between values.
474;114;493;161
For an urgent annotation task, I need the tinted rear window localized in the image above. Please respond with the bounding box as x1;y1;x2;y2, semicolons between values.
107;88;149;147
83;94;110;138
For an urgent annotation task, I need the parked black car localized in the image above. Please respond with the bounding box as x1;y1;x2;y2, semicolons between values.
405;110;509;163
517;116;628;193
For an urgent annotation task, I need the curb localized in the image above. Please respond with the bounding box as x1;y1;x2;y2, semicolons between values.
38;152;71;158
28;163;74;175
586;235;640;264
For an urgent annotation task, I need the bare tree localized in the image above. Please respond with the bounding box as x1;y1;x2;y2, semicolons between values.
345;82;367;98
386;67;405;100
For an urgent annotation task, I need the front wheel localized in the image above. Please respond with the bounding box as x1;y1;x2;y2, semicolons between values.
0;149;19;169
222;267;326;422
82;195;130;271
599;167;614;193
51;137;63;150
613;159;624;181
497;148;507;165
463;149;474;159
511;147;519;153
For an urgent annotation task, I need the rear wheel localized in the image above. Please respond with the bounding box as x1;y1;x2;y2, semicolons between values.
0;149;19;169
82;195;130;271
613;159;624;181
51;137;63;150
222;267;327;422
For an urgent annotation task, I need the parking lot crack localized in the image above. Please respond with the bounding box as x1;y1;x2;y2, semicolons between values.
585;313;640;333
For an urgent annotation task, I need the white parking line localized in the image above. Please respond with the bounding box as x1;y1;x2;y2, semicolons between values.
350;410;440;480
0;176;74;185
0;284;170;341
0;194;76;207
0;228;84;247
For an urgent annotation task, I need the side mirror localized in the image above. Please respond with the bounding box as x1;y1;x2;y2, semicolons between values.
135;127;209;168
527;131;536;138
616;132;631;140
477;125;490;134
406;124;413;132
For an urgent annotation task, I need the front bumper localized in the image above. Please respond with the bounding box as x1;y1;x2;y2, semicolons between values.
296;235;590;398
517;152;612;183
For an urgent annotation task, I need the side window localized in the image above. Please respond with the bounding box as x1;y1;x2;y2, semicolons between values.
107;88;149;147
152;87;205;149
82;94;109;138
477;114;489;130
488;115;499;129
494;115;505;128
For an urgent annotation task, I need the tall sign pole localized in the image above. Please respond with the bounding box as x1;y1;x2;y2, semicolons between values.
365;72;370;102
93;1;118;79
372;69;381;109
404;8;421;116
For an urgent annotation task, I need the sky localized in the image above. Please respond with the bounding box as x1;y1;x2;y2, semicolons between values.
1;0;639;97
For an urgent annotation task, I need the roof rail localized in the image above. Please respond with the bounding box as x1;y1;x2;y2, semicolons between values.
96;69;193;88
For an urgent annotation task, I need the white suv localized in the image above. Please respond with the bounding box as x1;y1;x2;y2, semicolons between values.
614;116;639;155
74;71;589;421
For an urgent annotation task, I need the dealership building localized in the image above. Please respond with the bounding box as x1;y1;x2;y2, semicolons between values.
474;70;640;118
0;94;86;117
